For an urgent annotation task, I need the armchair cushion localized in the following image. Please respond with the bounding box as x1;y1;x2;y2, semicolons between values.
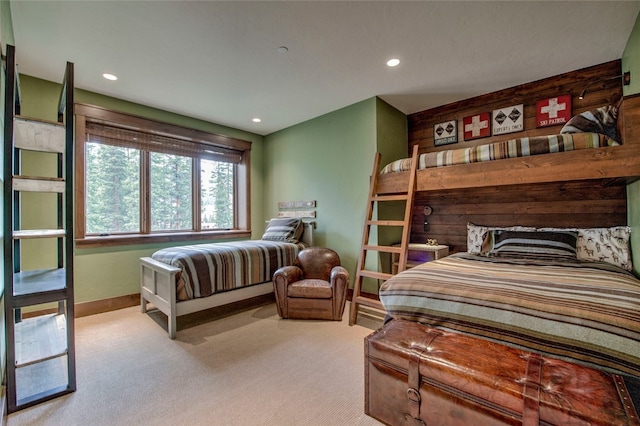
288;279;332;299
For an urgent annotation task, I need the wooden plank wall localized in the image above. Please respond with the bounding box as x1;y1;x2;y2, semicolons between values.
407;60;628;252
413;180;627;252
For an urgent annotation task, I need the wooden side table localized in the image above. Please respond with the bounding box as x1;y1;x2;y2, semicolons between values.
392;243;449;274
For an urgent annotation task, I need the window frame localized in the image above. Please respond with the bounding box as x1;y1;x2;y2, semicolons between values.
75;103;252;248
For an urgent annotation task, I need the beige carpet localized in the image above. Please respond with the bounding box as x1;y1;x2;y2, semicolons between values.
7;302;384;426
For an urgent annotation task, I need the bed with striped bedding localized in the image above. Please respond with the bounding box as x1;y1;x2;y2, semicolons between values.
379;252;640;376
151;240;307;301
141;219;313;338
380;132;618;174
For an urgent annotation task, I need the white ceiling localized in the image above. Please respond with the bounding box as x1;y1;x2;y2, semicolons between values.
9;1;640;136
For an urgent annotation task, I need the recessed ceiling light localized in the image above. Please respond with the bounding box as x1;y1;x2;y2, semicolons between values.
103;73;118;81
386;58;400;67
277;46;289;54
252;118;262;123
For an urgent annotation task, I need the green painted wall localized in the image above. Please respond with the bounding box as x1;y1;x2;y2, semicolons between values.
623;12;640;276
263;97;407;294
375;98;409;274
17;75;267;303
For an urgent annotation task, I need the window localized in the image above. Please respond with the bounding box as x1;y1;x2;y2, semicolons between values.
75;104;251;247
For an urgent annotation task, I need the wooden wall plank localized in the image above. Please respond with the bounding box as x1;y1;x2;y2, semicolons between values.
410;180;627;253
408;60;623;154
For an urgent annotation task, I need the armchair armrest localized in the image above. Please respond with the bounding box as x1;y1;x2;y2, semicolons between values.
330;265;349;321
330;266;349;289
273;265;303;285
273;265;303;318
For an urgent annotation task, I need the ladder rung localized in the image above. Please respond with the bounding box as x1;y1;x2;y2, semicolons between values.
352;296;384;311
13;176;65;193
13;229;66;239
357;269;394;281
363;244;402;254
372;194;408;202
367;219;405;227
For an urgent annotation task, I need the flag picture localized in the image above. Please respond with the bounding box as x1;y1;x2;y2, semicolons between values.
536;95;571;127
463;112;491;141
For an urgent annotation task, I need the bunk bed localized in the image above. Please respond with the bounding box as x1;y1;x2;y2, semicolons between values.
140;219;314;338
364;95;640;424
376;124;640;194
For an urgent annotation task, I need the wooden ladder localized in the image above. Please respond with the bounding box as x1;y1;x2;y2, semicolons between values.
348;144;419;326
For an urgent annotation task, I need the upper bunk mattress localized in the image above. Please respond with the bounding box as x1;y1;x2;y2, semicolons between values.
381;132;618;174
152;240;307;301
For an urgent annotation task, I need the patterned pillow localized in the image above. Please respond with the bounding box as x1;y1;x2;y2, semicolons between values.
576;226;632;271
560;104;619;142
487;230;578;260
261;218;303;243
467;223;535;254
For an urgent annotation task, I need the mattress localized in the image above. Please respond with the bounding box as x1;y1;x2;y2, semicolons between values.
151;240;307;300
379;252;640;376
381;132;619;174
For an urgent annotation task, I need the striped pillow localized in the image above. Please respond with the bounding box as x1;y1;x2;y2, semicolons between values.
560;104;620;142
487;230;578;260
261;218;303;243
467;222;535;254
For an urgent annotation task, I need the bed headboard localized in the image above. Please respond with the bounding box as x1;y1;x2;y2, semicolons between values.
301;221;315;246
264;219;315;246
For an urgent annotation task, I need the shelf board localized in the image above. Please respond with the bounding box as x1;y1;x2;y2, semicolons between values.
13;229;66;239
13;176;65;193
15;313;68;368
13;268;67;297
14;117;65;153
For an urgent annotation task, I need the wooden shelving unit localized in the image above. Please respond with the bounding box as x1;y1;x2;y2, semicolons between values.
3;44;76;412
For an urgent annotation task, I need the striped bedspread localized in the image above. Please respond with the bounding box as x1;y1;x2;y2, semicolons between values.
152;240;307;301
381;132;619;174
379;252;640;376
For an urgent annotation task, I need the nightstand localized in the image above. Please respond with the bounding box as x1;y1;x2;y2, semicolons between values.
392;243;449;274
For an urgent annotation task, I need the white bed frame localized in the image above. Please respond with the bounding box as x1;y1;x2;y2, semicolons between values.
140;221;314;338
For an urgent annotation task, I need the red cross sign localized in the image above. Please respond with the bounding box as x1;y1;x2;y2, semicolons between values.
536;95;572;127
463;112;491;141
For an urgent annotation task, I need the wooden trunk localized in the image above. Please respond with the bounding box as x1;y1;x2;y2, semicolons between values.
365;319;640;426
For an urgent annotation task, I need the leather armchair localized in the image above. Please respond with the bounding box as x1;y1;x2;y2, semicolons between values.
273;247;349;320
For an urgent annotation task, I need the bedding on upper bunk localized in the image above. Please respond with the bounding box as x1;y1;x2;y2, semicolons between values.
380;132;619;174
379;252;640;376
151;218;307;301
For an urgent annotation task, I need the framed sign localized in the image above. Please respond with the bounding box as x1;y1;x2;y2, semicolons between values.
492;104;523;135
536;95;571;127
434;120;457;146
463;112;491;141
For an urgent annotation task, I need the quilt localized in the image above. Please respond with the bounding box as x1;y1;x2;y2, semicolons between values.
379;252;640;376
381;132;619;174
152;240;307;300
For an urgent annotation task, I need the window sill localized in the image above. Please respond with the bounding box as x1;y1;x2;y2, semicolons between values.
75;230;252;249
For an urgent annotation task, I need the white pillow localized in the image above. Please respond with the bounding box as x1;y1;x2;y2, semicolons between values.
535;226;632;271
